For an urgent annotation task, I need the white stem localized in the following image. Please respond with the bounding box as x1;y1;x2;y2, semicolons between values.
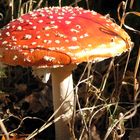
32;65;76;139
51;65;76;140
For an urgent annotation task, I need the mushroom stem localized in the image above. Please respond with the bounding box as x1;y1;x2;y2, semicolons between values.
51;64;76;140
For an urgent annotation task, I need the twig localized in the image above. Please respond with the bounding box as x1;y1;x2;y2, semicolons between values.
0;13;3;21
104;98;140;140
134;47;140;99
9;116;45;134
11;0;14;20
35;0;43;9
0;117;9;140
59;0;62;7
25;115;63;140
18;0;22;17
29;0;33;12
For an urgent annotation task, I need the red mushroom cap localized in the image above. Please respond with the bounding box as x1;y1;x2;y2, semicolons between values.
0;6;132;68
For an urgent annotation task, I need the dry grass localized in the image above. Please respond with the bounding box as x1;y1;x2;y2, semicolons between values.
0;0;140;140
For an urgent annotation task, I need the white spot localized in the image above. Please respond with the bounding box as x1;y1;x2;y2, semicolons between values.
12;25;15;29
51;25;58;29
38;20;43;23
5;48;9;50
72;13;76;16
24;34;32;40
53;47;65;51
43;56;55;62
83;33;89;37
13;42;17;45
69;16;75;19
50;21;55;24
23;52;28;56
5;32;10;36
57;16;64;19
118;26;122;29
31;42;37;45
72;37;77;41
36;35;41;39
11;46;17;50
106;23;110;27
37;45;44;48
29;22;33;25
24;57;31;62
18;17;24;23
2;41;8;45
48;16;53;19
100;16;106;19
52;65;64;68
48;47;56;51
44;26;51;30
6;26;10;29
65;21;71;25
80;34;88;39
23;45;29;49
88;44;92;47
17;26;22;31
114;28;119;32
55;40;60;44
39;13;45;17
32;26;37;30
26;20;30;23
83;10;90;13
55;32;66;38
70;28;79;33
91;11;97;15
47;40;52;44
11;36;17;41
18;49;22;52
32;17;37;20
45;34;50;37
13;55;18;60
30;49;34;53
65;39;69;43
43;40;47;43
68;46;80;50
59;47;65;51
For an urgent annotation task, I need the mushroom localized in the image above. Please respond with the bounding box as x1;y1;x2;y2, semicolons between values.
0;6;132;140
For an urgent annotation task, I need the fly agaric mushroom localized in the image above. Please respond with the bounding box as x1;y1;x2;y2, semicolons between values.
0;6;132;140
